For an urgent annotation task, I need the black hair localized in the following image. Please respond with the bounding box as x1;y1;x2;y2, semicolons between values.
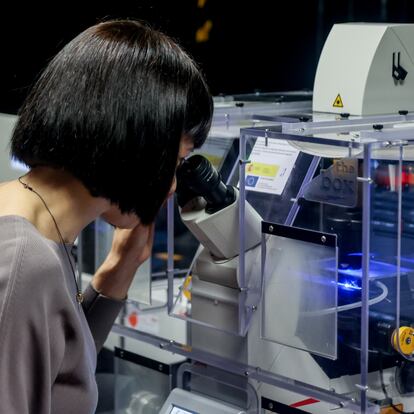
11;19;213;224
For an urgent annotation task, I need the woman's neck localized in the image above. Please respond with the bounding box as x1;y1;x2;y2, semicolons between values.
2;166;108;243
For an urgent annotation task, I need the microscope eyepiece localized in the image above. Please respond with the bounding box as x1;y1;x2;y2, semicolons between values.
176;154;236;213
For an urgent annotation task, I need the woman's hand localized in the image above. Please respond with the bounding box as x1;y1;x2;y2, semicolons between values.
109;222;155;268
92;222;155;300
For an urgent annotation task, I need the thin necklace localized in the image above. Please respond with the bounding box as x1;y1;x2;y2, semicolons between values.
18;176;84;304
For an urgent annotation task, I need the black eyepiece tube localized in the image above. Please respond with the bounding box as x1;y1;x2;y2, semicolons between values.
176;154;236;213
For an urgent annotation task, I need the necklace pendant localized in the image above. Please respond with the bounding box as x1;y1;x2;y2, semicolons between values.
76;292;84;304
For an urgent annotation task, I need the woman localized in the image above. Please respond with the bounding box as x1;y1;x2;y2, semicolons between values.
0;19;212;413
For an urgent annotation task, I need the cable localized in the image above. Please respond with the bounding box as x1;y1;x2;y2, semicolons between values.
395;363;405;396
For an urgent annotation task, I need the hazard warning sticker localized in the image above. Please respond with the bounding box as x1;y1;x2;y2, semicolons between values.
333;94;344;108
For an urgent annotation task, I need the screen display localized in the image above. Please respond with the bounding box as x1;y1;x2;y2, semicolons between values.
169;406;199;414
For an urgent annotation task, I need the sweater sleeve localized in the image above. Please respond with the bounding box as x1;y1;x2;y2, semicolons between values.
81;283;124;352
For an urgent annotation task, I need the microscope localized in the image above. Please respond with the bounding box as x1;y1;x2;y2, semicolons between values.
175;154;262;346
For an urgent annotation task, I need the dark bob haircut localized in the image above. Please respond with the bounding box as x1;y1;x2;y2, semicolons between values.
11;19;213;224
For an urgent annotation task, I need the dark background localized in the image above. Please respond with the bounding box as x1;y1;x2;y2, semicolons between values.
0;0;414;114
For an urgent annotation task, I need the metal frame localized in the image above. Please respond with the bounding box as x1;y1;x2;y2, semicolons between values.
111;323;370;413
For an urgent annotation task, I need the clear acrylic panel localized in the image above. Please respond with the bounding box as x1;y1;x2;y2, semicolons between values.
175;362;258;413
118;125;380;414
169;130;263;336
168;107;315;336
114;347;178;414
127;110;414;414
303;157;358;208
235;132;322;336
238;126;378;411
364;145;414;411
261;223;338;359
235;134;318;226
168;194;262;336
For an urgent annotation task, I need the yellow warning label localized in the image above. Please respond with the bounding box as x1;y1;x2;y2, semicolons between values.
333;94;344;108
247;162;279;177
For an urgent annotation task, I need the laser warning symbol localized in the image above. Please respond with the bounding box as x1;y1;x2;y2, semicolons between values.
333;94;344;108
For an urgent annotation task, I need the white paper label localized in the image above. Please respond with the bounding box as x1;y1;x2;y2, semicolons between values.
245;138;300;195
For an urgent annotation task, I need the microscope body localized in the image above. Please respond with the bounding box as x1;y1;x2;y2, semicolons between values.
180;189;262;336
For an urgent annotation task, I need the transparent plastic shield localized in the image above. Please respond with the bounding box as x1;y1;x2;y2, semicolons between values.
303;157;358;208
168;201;263;336
114;347;176;414
168;116;316;336
366;145;414;407
168;129;263;336
261;223;338;359
235;132;323;336
234;134;318;226
116;123;379;413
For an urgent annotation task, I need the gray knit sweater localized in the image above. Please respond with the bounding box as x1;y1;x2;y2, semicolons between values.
0;215;124;413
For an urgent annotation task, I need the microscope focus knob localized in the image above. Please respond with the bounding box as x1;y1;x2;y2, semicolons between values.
391;326;414;356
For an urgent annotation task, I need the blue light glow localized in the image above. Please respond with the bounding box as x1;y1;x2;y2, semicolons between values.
338;280;362;291
323;256;412;279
